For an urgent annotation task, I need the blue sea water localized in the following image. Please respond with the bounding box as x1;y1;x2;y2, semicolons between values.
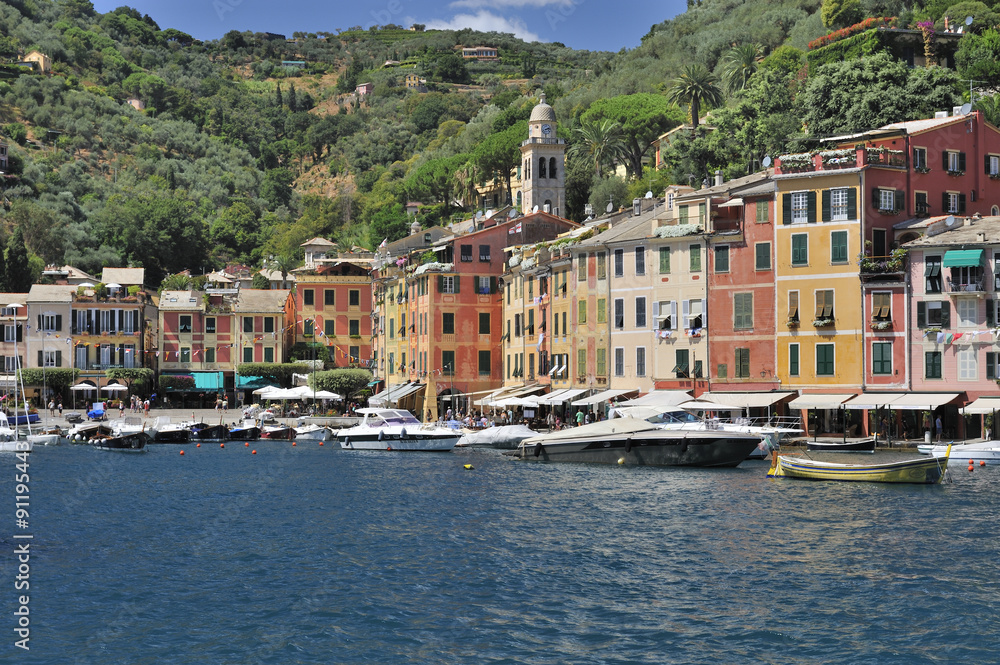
2;444;999;664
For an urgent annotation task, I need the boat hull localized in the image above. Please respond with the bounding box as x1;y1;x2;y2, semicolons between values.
228;426;261;441
261;427;295;440
515;431;761;467
918;442;1000;463
93;432;150;452
153;429;191;444
293;426;330;441
769;454;949;483
191;424;229;440
338;432;460;452
807;438;876;453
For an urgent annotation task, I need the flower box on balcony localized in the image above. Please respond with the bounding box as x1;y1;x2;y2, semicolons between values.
915;167;931;174
946;169;965;176
871;320;892;331
787;319;800;328
990;173;1000;180
812;318;835;328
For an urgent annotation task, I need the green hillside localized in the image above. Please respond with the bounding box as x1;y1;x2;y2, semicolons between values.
0;0;992;289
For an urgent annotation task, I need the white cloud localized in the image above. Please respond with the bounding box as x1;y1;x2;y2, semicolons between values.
423;10;543;42
450;0;573;8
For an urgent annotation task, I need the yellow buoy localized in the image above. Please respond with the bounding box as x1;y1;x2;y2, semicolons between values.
618;457;625;465
463;464;474;470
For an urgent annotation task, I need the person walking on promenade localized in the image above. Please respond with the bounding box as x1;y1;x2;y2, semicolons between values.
935;415;943;442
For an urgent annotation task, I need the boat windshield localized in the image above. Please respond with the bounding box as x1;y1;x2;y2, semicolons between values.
375;410;422;426
646;410;701;425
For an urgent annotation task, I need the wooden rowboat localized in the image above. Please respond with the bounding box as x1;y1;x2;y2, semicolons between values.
768;446;951;484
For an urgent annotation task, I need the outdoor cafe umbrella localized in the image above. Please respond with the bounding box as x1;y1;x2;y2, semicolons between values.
101;383;128;392
69;381;96;410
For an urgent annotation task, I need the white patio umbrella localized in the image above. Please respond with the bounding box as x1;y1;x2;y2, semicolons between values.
70;382;97;391
77;282;94;288
310;390;342;400
101;383;128;392
252;385;279;395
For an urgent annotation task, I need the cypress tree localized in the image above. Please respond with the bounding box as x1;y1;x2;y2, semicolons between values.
275;82;282;107
4;225;31;294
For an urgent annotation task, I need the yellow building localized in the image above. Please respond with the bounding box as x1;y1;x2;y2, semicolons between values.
774;171;863;392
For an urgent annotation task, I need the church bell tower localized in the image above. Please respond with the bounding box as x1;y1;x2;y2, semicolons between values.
519;92;565;217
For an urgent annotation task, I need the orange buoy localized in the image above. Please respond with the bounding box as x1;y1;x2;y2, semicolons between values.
319;442;324;446
980;460;986;466
245;442;249;447
180;450;185;455
196;443;201;448
969;460;974;465
969;464;974;472
220;443;225;448
251;449;257;454
292;442;297;446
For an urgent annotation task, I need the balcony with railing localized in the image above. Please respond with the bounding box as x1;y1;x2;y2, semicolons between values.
859;248;907;280
776;146;907;174
947;277;985;293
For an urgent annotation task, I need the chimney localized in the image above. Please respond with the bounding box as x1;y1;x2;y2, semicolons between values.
633;198;642;216
715;170;723;187
977;232;986;242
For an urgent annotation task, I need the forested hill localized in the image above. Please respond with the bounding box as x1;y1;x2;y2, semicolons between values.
0;0;993;289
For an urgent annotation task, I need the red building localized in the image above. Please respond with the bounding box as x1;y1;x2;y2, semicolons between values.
294;258;374;369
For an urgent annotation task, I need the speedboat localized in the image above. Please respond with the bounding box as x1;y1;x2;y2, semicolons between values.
26;427;66;446
918;440;1000;464
67;421;114;443
513;417;762;466
293;423;331;441
336;408;460;451
456;424;538;449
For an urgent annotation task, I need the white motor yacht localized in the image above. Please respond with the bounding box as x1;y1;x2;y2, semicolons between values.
336;408;460;451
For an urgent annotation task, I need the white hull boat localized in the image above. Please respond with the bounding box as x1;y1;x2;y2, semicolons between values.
294;424;331;441
456;424;538;449
337;408;460;452
918;441;1000;464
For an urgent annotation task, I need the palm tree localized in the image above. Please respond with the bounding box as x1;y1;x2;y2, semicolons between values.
158;273;191;293
453;160;480;210
268;253;300;289
975;94;1000;128
569;118;628;178
666;64;724;130
722;43;764;95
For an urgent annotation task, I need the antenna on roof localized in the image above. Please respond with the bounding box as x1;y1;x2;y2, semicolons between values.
960;102;972;115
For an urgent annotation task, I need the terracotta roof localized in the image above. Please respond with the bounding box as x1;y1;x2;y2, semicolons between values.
301;237;336;247
159;290;205;310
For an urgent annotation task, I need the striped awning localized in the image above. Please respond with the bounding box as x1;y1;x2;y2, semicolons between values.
942;249;983;267
787;393;857;409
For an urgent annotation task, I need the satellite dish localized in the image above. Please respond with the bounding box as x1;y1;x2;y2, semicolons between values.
945;215;956;227
475;211;483;220
508;209;517;218
485;208;494;218
532;205;539;213
645;190;653;199
966;15;974;25
961;102;972;115
762;156;772;168
606;202;614;213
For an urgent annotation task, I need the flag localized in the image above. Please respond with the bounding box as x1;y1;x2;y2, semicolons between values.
379;238;388;249
515;222;522;233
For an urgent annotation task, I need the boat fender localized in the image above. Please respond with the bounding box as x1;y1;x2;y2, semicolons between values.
344;437;350;447
400;428;408;439
378;431;384;441
533;441;543;458
625;439;632;454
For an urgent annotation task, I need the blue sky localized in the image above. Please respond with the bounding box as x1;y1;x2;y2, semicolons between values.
91;0;687;53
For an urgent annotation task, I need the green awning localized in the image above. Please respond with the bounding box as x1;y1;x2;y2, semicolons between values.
237;375;272;389
193;372;223;391
942;249;983;267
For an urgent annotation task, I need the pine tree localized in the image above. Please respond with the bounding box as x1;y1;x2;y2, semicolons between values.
288;84;298;113
4;226;31;294
275;82;283;107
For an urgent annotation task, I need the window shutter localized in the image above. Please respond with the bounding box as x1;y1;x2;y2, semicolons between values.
682;300;690;328
872;187;880;208
489;277;497;294
37;314;41;330
917;301;926;328
943;150;949;171
454;275;460;293
942;192;949;212
652;302;660;318
821;189;831;222
702;299;707;326
959;152;966;172
782;193;791;225
848;188;857;219
437;275;444;293
56;350;62;367
959;193;966;214
987;154;992;174
56;314;62;331
989;353;996;380
988;300;995;328
807;191;817;223
118;309;124;332
16;324;21;342
37;350;43;366
914;148;921;165
894;189;904;212
940;301;951;327
133;310;140;331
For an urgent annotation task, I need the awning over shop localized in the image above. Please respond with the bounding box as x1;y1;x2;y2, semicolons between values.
787;393;857;409
194;372;224;391
237;375;274;390
535;388;571;405
391;383;425;401
842;392;908;410
942;249;983;267
961;397;1000;415
546;388;587;404
511;384;546;398
889;393;959;410
369;382;425;406
717;197;744;208
619;390;691;407
571;388;638;406
700;391;795;408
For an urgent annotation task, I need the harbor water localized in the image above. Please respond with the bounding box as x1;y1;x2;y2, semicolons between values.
3;444;998;664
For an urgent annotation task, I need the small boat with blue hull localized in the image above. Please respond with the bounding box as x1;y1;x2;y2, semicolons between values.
229;420;262;440
768;446;952;483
